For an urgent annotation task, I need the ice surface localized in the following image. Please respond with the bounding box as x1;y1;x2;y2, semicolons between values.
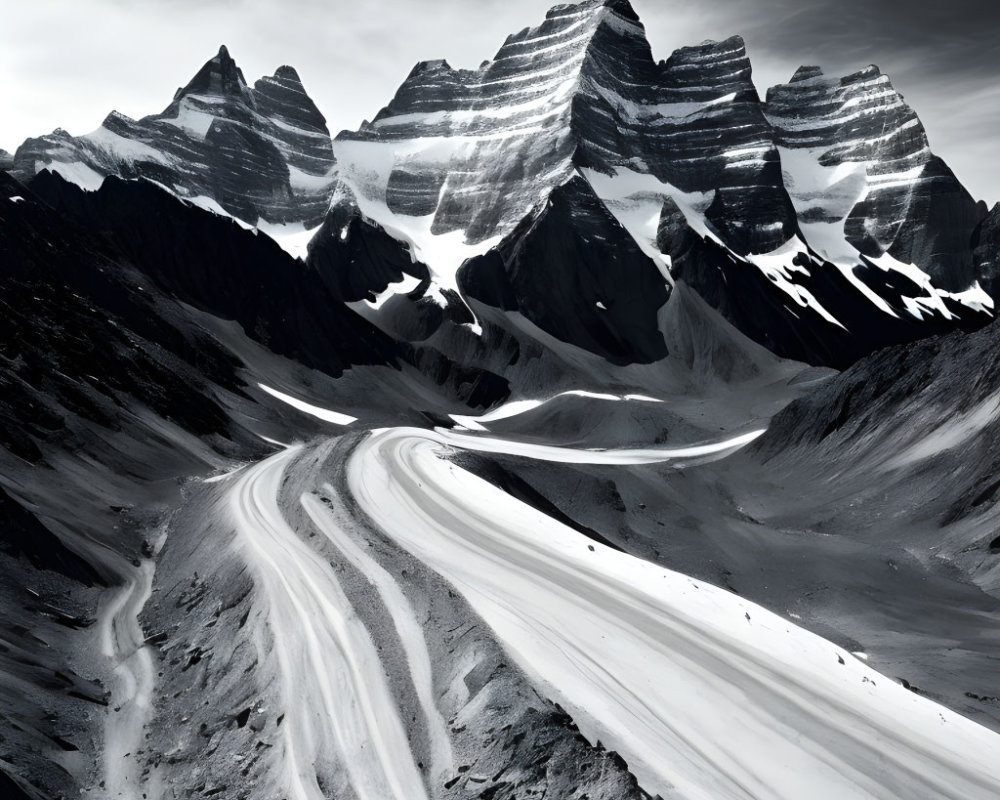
302;489;454;781
228;447;427;800
349;427;1000;800
96;535;165;799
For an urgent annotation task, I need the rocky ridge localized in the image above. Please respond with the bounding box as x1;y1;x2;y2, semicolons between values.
316;0;994;367
10;46;336;227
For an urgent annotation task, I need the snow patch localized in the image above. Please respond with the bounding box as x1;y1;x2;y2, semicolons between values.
255;219;320;260
351;272;423;312
287;165;335;194
746;238;847;329
39;160;105;191
162;100;217;140
84;126;171;166
449;390;664;431
258;384;357;426
434;427;764;465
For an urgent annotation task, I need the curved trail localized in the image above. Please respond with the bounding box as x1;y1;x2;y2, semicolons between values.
228;446;429;800
96;554;158;800
346;427;1000;800
301;488;454;783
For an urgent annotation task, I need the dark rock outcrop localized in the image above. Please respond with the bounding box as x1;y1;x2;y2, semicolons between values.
460;176;669;365
974;203;1000;296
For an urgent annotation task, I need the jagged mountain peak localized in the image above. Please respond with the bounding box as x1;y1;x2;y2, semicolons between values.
676;33;748;56
375;0;652;121
844;63;884;82
660;34;755;100
272;64;301;82
253;63;329;135
340;0;666;248
546;0;641;21
11;45;336;227
330;0;796;360
777;61;900;99
327;0;994;369
396;0;645;90
398;57;454;83
172;44;250;103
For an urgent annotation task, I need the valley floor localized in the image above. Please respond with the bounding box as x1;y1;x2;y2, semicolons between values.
103;419;1000;800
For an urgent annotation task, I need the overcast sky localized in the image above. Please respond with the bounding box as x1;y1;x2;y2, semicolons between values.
1;0;996;202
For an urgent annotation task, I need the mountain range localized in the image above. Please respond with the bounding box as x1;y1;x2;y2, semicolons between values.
3;1;1000;798
10;0;998;372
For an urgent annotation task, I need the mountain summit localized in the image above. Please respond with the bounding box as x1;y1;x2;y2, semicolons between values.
321;0;993;368
10;46;336;226
173;44;250;101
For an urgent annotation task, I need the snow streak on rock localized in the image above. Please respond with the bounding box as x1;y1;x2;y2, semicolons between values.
766;64;985;292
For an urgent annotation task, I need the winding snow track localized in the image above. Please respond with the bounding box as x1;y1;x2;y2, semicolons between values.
347;427;1000;800
97;556;157;800
228;447;429;800
301;488;454;782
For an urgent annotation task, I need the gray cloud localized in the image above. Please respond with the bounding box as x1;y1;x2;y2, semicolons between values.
1;0;996;202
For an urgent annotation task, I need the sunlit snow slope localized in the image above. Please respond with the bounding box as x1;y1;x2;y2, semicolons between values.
194;421;1000;800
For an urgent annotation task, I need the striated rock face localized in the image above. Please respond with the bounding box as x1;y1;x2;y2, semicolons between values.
314;0;996;368
336;1;790;256
324;0;796;364
0;149;12;171
765;65;985;291
11;47;336;226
